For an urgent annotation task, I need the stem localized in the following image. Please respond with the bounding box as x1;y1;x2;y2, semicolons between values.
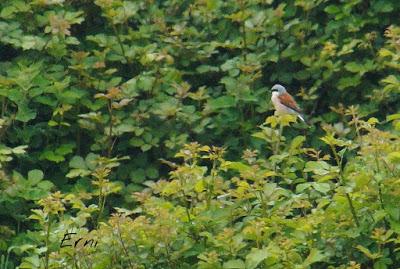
111;24;129;64
207;160;217;208
241;21;247;61
149;66;160;98
98;195;107;227
329;144;360;227
276;20;282;68
384;160;397;178
374;151;385;210
76;104;81;155
73;252;80;269
377;186;385;210
238;103;246;147
164;245;174;268
275;123;284;155
180;189;192;223
345;193;359;227
178;174;193;223
240;0;247;61
271;122;284;182
56;113;63;145
44;215;52;269
4;249;11;269
303;10;311;44
1;97;7;118
374;151;389;228
107;100;113;157
258;189;267;216
329;144;341;168
96;179;106;228
352;111;362;145
116;218;134;268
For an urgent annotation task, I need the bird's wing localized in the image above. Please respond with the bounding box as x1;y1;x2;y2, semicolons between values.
278;92;302;113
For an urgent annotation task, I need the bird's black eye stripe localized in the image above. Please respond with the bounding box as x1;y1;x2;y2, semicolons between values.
271;89;278;92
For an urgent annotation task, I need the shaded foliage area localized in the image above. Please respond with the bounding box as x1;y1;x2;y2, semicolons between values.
0;0;400;268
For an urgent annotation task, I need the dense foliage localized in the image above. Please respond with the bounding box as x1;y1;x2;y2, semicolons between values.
1;0;400;268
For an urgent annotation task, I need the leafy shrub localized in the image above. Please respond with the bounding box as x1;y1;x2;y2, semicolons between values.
11;114;400;269
1;0;400;268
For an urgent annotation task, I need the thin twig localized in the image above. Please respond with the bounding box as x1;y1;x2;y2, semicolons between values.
116;218;135;268
330;144;360;227
111;24;129;64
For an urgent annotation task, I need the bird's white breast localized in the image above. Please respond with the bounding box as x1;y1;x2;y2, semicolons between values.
271;92;288;115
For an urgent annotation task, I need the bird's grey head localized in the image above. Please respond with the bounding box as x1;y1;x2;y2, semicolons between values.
271;84;286;94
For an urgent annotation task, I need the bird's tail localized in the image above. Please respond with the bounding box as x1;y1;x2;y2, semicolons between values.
297;114;310;126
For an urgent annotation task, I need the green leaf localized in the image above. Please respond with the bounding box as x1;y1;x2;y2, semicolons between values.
145;167;159;179
19;255;40;268
385;204;400;221
394;121;400;131
207;96;236;110
345;62;363;73
387;152;400;163
15;105;36;122
304;161;331;175
303;248;325;266
55;144;74;155
374;258;393;269
66;168;91;178
356;245;382;260
386;114;400;122
114;123;136;134
373;1;393;13
85;153;99;170
141;144;152;152
223;259;245;269
130;169;146;183
312;182;331;194
11;145;28;154
197;65;219;73
129;138;144;147
48;120;58;126
337;76;361;90
224;161;251;173
290;136;305;151
296;183;312;193
40;150;65;163
324;5;340;14
21;35;45;50
263;183;278;196
367;117;379;125
194;179;205;193
27;169;44;184
138;76;155;91
69;156;87;169
245;248;268;269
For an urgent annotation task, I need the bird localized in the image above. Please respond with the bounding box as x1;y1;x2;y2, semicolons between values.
270;84;306;122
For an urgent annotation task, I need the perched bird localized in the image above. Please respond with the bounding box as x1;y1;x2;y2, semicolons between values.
270;84;306;122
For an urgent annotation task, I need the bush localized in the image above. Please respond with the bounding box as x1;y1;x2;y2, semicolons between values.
8;114;400;268
0;0;400;268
